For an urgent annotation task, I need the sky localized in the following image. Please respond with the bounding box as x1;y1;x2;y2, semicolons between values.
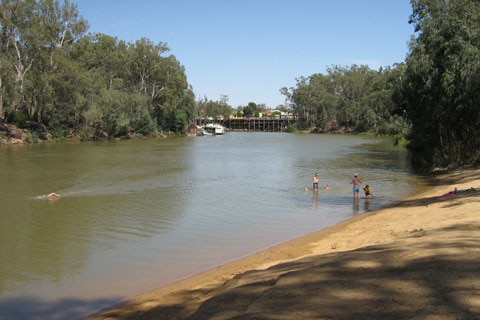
74;0;414;108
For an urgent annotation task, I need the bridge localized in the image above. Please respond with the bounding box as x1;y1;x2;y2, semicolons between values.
195;116;297;132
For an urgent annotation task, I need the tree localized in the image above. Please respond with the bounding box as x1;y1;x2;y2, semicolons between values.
242;102;259;118
402;0;480;170
0;0;37;121
282;64;407;133
126;39;194;131
0;0;88;127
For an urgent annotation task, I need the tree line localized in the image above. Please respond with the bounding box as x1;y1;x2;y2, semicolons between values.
0;0;195;140
282;0;479;171
280;63;408;137
0;0;478;171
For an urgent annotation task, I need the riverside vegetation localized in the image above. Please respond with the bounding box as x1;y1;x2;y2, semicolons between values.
0;0;479;171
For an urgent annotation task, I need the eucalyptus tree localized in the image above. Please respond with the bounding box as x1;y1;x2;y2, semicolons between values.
217;94;233;120
0;0;37;121
382;63;412;137
305;73;338;130
129;38;169;97
0;0;87;128
242;102;261;118
70;35;161;137
74;33;130;91
83;89;156;138
153;55;195;132
127;38;194;132
31;0;87;129
284;61;416;135
401;0;480;169
327;65;379;130
197;95;233;121
355;65;406;134
0;48;15;122
0;0;195;138
288;76;312;127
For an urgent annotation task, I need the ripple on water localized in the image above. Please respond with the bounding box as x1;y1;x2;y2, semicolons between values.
0;134;428;320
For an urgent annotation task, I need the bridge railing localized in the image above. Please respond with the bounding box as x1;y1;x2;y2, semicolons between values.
195;116;296;132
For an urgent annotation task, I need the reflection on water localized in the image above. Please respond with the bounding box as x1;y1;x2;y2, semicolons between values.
312;192;319;208
352;200;361;215
364;198;372;211
0;133;428;319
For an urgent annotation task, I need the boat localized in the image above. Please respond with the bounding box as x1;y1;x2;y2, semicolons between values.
201;129;214;136
202;123;225;135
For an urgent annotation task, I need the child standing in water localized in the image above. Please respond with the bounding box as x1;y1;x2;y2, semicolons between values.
363;184;374;198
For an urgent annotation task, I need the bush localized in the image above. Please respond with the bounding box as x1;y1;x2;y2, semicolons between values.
24;132;39;143
286;123;299;132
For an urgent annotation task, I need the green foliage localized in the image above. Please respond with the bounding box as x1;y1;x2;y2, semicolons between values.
24;132;39;143
169;110;188;133
286;123;299;133
235;102;265;119
283;8;480;170
83;89;156;137
375;115;411;136
7;111;28;127
78;125;94;140
50;125;68;139
3;0;476;175
242;104;254;118
129;104;157;135
401;0;480;170
196;97;233;122
0;0;194;139
283;64;406;134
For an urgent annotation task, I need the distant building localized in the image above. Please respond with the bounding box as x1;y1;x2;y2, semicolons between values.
186;123;202;136
261;109;292;118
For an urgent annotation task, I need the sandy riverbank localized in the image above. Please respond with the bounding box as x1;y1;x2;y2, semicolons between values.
85;168;480;320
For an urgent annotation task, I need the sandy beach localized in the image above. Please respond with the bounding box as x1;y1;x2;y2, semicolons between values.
85;168;480;320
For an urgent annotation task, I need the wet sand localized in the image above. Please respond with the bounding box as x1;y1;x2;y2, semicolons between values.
84;168;480;319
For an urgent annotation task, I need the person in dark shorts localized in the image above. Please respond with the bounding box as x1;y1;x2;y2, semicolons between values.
313;173;319;192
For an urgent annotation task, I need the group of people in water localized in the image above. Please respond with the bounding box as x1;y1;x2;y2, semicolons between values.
309;172;374;200
44;172;377;202
312;172;477;201
45;172;378;202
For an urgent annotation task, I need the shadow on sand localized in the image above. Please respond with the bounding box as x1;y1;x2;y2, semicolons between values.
384;186;479;209
84;221;480;320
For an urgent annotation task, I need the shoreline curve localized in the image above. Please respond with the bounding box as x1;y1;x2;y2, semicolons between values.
84;168;480;319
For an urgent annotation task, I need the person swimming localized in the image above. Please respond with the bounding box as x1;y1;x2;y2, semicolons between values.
42;192;60;200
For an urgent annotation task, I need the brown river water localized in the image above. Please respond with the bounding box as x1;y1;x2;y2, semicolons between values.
0;132;429;319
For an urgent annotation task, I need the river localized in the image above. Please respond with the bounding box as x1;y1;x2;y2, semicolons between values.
0;132;428;319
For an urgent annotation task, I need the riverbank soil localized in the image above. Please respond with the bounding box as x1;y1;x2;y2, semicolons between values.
85;169;480;320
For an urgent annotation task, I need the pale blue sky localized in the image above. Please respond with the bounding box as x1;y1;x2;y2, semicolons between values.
74;0;414;108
